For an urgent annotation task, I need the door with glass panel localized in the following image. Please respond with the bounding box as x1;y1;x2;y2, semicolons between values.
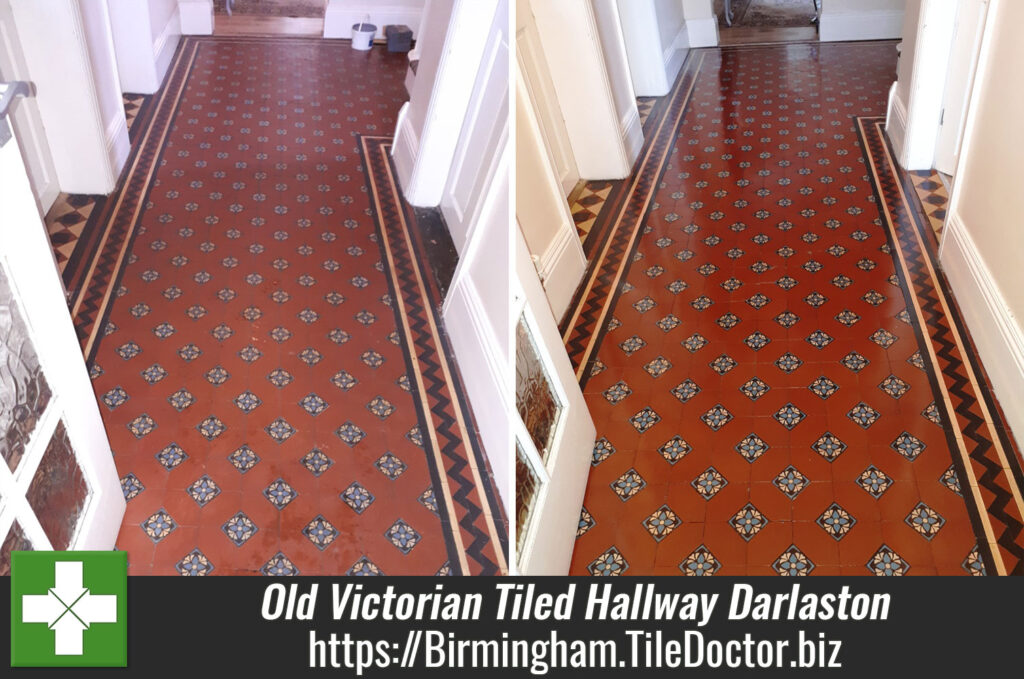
514;226;595;574
0;96;124;574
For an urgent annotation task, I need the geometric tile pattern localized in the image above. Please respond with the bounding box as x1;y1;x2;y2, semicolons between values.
84;37;505;575
907;169;948;240
568;42;1023;576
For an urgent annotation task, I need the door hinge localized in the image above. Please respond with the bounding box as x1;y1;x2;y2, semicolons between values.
939;108;945;126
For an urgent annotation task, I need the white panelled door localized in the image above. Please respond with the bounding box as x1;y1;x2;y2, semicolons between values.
0;96;124;571
513;227;595;575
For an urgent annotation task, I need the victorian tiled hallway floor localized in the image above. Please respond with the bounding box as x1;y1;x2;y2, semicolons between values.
566;42;1024;576
59;36;506;575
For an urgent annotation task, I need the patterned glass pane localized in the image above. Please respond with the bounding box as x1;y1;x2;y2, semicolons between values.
515;441;541;559
26;420;89;550
0;521;33;575
0;264;52;472
515;317;562;462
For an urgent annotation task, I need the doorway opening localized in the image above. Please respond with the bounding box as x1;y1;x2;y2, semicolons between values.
716;0;820;46
214;0;324;37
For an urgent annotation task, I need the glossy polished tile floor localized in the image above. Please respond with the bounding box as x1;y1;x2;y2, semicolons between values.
76;37;506;575
566;42;1024;576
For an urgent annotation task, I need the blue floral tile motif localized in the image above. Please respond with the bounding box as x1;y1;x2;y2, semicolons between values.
419;487;439;515
222;512;258;546
940;465;962;496
773;403;806;430
841;351;869;373
611;469;647;501
128;414;156;439
385;519;421;554
156;443;187;470
264;479;298;509
805;330;834;349
680;545;720;576
228;445;260;473
682;333;707;352
834;309;860;326
265;417;295;443
735;433;769;463
773;546;815;576
577;507;596;538
922;402;943;425
588;546;628;576
962;546;986;576
629;407;661;433
301;448;333;476
878;374;910;399
336;421;366;447
812;432;847;461
120;473;144;500
700;404;733;431
341;481;375;514
175;549;213;576
435;562;453;576
303;515;338;551
205;365;230;385
867;545;909;576
592;437;616;465
729;503;767;541
739;377;769;401
658;435;691;464
116;341;141;360
102;386;129;410
847;401;881;429
642;505;681;541
743;331;771;351
709;354;737;375
905;502;945;540
231;390;261;413
817;503;856;540
772;352;804;376
237;345;263;363
891;431;926;460
299;393;329;416
359;349;382;368
618;335;646;356
869;328;898;348
261;552;300;576
197;415;226;441
141;509;176;543
808;375;839;399
187;475;221;507
603;381;631;404
348;557;384;576
375;452;406;480
366;396;395;419
406;426;424;447
671;379;701;403
167;388;196;411
692;467;727;500
773;466;808;499
856;466;893;498
267;368;294;388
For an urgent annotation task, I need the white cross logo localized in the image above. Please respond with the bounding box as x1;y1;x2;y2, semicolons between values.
21;561;118;655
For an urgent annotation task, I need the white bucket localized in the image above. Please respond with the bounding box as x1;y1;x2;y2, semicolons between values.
351;21;376;51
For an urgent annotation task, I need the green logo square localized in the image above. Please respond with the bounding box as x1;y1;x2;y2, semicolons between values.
10;551;127;667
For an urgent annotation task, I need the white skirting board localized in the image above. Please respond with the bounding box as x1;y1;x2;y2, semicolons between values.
620;105;643;167
819;8;903;42
940;212;1024;444
153;8;181;88
684;17;718;48
885;82;908;168
104;112;129;185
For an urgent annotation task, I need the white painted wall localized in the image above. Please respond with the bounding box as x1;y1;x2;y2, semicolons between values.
820;0;905;42
940;0;1024;443
618;0;688;97
9;0;127;194
108;0;181;94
